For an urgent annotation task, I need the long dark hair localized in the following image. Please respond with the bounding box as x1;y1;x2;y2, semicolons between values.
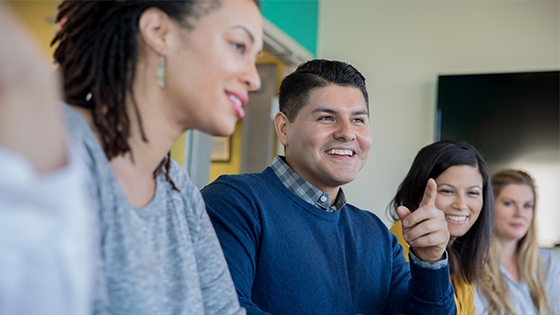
51;1;222;188
388;140;494;284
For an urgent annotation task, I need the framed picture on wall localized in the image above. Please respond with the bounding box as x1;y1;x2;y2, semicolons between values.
211;136;231;162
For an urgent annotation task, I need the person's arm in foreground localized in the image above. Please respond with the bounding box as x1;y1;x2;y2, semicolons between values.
0;5;93;315
543;249;560;314
0;4;65;172
396;179;457;314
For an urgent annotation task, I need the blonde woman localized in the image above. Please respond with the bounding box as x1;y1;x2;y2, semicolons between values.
475;169;560;314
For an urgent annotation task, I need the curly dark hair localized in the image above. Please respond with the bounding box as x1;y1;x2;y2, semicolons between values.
51;0;235;189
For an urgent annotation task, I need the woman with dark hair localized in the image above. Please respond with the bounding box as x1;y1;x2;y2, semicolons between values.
475;169;560;315
51;0;262;313
388;140;494;314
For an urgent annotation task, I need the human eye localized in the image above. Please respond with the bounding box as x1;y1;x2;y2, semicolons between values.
352;117;366;123
438;189;453;194
232;41;246;54
468;190;481;196
319;115;334;121
503;201;514;207
523;203;534;210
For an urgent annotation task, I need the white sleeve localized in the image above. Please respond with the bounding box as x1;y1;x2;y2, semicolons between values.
0;141;95;315
473;286;489;315
541;249;560;314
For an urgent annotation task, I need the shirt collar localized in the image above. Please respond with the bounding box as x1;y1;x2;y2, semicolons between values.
271;156;347;212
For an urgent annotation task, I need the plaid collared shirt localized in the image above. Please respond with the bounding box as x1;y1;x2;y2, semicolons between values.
270;156;347;212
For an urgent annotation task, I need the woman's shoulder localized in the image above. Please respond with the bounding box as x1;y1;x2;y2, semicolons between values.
540;248;560;313
540;248;560;273
160;160;208;225
389;220;403;235
389;220;410;260
63;105;94;142
62;105;108;170
452;275;475;315
164;158;201;201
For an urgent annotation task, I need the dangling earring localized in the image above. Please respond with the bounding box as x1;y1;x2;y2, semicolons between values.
158;55;166;88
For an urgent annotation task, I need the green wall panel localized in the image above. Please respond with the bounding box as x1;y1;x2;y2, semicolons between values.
261;0;318;56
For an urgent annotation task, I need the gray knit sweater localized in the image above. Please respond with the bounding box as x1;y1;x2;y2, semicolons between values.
65;106;245;315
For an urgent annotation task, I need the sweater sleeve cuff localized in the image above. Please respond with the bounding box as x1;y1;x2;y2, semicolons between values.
408;250;453;301
409;250;448;270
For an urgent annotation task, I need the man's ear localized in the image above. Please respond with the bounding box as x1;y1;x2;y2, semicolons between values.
274;112;290;146
138;8;172;55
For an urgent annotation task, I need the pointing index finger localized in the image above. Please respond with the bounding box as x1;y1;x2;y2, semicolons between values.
419;178;437;207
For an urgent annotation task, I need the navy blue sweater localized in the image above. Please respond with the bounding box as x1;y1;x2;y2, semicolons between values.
202;167;455;315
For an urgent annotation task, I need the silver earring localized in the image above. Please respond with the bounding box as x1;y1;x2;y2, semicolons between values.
158;55;166;88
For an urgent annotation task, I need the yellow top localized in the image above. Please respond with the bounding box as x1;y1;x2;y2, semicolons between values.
390;220;475;315
452;274;475;315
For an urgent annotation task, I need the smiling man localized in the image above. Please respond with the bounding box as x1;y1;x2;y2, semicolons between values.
201;59;456;315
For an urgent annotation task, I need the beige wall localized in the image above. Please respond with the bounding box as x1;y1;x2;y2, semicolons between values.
317;1;559;229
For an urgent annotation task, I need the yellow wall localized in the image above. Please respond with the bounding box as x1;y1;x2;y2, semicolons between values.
208;121;244;182
169;132;186;168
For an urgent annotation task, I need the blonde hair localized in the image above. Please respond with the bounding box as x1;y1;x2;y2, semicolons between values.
479;169;551;315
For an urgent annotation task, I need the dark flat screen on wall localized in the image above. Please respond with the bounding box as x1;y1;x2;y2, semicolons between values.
436;71;559;168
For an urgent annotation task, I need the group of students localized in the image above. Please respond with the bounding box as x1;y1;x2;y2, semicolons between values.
1;1;559;314
388;142;560;315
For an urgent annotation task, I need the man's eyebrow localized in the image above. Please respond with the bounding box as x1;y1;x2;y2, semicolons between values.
311;107;336;115
310;108;369;116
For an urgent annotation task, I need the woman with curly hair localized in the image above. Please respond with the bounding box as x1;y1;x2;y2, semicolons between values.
52;0;262;313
